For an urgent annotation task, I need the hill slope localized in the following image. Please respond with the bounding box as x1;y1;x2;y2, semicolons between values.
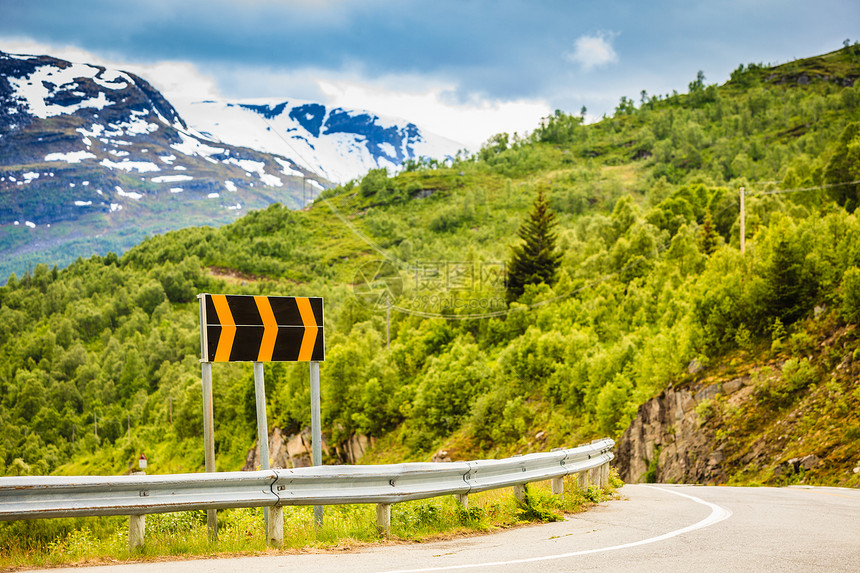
0;45;858;490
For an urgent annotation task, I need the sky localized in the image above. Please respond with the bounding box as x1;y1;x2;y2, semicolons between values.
0;0;858;149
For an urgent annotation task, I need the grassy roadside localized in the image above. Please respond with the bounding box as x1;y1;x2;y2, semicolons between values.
0;470;622;571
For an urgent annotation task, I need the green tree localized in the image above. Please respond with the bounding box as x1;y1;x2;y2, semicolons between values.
824;122;860;212
506;190;562;302
689;70;705;93
698;211;719;255
764;229;816;326
534;110;583;144
359;168;390;197
840;266;860;323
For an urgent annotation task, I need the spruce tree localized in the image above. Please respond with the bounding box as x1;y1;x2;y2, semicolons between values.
698;211;718;255
506;190;562;303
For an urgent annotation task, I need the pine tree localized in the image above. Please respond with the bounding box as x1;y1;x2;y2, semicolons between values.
766;231;815;326
506;190;562;303
698;211;718;255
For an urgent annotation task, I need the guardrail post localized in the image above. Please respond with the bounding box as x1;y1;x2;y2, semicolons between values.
551;476;564;496
268;503;284;546
588;467;598;489
513;484;526;502
128;513;145;550
600;462;610;489
376;503;391;538
577;470;589;491
128;469;146;550
455;493;469;509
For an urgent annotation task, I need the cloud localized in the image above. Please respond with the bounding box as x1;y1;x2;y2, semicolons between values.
317;77;551;150
0;37;221;101
566;32;619;71
0;36;549;149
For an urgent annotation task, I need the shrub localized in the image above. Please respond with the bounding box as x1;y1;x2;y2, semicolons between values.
515;485;562;522
840;267;860;323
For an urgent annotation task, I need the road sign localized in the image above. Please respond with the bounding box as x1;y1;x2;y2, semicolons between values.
198;294;324;362
196;293;326;544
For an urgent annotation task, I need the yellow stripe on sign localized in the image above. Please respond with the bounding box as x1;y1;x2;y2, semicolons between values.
211;295;236;362
254;296;278;362
295;297;319;361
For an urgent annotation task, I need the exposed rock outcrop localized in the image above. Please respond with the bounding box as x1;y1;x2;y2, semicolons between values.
337;433;375;465
243;427;375;470
616;376;754;484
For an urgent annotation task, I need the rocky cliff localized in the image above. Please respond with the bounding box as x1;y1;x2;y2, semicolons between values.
616;321;860;487
616;376;750;484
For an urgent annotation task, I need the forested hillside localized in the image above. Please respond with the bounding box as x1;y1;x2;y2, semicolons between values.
1;46;859;488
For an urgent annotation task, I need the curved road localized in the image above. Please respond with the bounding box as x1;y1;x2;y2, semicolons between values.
35;484;860;572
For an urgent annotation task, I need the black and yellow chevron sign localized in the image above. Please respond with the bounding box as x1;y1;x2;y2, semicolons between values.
199;294;324;362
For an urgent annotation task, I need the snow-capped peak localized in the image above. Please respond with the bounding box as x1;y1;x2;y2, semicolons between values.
173;97;464;183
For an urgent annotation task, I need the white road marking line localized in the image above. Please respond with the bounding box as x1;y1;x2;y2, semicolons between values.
380;486;733;572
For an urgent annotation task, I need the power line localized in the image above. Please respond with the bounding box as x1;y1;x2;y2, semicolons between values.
250;110;321;179
240;108;859;320
327;175;856;320
389;175;755;320
318;195;405;267
746;179;860;196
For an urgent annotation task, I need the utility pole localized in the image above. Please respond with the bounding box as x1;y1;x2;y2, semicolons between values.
740;186;746;255
94;411;98;440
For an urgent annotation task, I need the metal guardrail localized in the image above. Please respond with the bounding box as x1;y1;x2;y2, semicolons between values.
0;471;278;520
0;439;614;545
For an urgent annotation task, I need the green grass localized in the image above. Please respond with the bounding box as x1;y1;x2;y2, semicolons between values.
0;472;621;570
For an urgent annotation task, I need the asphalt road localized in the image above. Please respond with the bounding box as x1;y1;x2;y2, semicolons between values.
33;484;860;572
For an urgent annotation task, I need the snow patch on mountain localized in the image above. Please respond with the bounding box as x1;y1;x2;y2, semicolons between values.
173;97;463;183
100;158;160;173
151;174;193;183
44;151;97;163
8;60;133;119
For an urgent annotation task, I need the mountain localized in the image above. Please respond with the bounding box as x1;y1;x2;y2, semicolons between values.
176;98;464;184
0;51;461;281
0;50;325;281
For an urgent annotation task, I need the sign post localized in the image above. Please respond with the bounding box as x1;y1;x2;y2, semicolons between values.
201;360;217;541
310;360;322;526
253;361;271;536
198;294;325;546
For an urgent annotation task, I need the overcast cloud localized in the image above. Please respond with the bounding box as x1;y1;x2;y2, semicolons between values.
0;0;857;148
